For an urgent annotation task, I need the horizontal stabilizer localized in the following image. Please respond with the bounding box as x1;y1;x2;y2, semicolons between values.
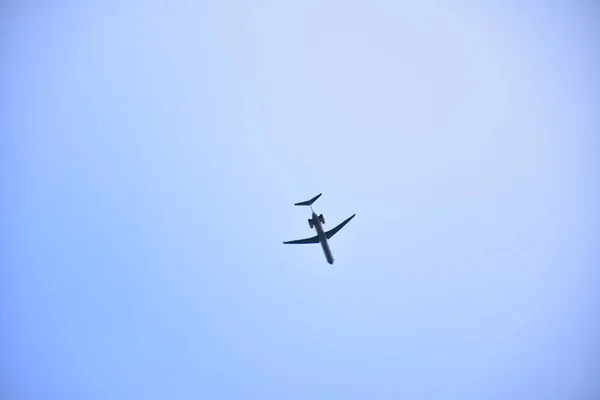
295;193;322;206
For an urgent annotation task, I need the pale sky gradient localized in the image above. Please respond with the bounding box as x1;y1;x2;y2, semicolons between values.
1;1;598;399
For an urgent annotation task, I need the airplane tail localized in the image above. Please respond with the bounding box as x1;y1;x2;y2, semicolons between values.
295;193;322;206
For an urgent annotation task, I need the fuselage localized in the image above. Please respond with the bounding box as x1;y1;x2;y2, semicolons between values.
312;212;334;264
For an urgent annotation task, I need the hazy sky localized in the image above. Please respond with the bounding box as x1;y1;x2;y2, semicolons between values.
1;1;598;399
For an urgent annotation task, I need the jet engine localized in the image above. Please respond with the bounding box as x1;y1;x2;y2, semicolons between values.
319;214;325;224
308;219;314;229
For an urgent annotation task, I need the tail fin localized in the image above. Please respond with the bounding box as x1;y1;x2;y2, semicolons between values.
295;193;322;206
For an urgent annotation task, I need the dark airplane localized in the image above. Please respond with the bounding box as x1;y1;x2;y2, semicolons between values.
283;193;355;265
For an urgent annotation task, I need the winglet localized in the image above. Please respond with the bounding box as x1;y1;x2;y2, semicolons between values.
294;193;322;206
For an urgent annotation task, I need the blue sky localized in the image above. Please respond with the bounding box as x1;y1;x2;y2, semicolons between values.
1;1;598;399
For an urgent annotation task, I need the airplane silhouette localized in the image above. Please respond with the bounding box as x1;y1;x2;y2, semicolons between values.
283;193;355;265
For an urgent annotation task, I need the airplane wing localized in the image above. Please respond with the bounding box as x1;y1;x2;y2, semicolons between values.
283;235;320;244
325;214;356;239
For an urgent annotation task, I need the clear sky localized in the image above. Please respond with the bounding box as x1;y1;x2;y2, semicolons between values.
1;1;598;399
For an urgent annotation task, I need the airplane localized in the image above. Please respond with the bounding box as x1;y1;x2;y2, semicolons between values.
283;193;355;265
